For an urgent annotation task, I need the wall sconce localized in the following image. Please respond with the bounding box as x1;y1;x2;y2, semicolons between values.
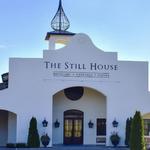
88;120;94;128
54;119;60;128
112;119;118;127
42;118;48;127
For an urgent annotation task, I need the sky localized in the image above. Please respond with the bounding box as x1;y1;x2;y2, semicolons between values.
0;0;150;88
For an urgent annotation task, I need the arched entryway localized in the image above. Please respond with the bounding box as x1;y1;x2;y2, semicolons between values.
0;110;17;146
64;109;83;144
52;86;106;145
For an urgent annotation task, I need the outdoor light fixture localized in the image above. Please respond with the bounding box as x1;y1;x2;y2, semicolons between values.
88;120;94;128
42;118;48;127
54;119;60;128
112;119;118;127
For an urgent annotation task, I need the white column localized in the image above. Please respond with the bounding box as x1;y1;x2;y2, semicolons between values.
16;114;29;143
49;39;55;50
39;95;53;147
47;96;53;147
8;112;17;143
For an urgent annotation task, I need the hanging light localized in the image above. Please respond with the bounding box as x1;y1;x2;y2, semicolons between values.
42;118;48;127
112;119;118;127
88;120;94;128
54;119;60;128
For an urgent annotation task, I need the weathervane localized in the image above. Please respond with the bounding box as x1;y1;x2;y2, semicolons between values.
51;0;70;31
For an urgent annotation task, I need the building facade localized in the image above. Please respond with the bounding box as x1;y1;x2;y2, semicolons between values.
0;0;150;147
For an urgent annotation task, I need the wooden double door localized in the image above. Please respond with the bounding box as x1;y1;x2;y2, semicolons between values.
64;110;83;145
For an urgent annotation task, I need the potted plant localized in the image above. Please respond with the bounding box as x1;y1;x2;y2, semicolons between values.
110;132;120;147
41;133;50;147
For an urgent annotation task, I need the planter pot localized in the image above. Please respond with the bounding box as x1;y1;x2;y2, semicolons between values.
111;140;119;147
41;134;50;147
110;134;120;147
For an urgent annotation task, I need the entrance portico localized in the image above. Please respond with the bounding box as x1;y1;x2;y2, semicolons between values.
52;87;107;145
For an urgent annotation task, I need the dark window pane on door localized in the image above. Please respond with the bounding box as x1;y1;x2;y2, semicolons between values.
97;118;106;136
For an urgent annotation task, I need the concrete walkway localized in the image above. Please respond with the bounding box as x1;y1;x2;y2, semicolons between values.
0;145;129;150
49;145;129;150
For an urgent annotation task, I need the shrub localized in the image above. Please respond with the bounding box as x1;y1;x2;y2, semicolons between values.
125;117;132;146
16;143;27;148
6;143;16;148
27;117;40;147
130;111;146;150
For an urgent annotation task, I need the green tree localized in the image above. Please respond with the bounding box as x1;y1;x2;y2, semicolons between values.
130;111;146;150
125;117;132;146
27;117;40;147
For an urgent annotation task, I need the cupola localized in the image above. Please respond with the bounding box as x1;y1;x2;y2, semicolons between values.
45;0;75;50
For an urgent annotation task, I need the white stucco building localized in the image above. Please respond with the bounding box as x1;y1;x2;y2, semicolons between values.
0;0;150;147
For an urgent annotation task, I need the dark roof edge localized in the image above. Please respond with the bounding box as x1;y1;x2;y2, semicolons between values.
45;31;76;40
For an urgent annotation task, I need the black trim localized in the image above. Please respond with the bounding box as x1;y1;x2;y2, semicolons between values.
45;31;75;40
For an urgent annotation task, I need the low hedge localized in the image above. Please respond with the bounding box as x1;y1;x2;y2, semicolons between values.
6;143;16;148
16;143;27;148
6;143;27;148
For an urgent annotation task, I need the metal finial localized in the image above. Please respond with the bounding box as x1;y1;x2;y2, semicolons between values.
51;0;70;31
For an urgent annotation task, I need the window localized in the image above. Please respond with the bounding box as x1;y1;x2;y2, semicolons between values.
144;119;150;136
64;87;84;101
97;118;106;136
